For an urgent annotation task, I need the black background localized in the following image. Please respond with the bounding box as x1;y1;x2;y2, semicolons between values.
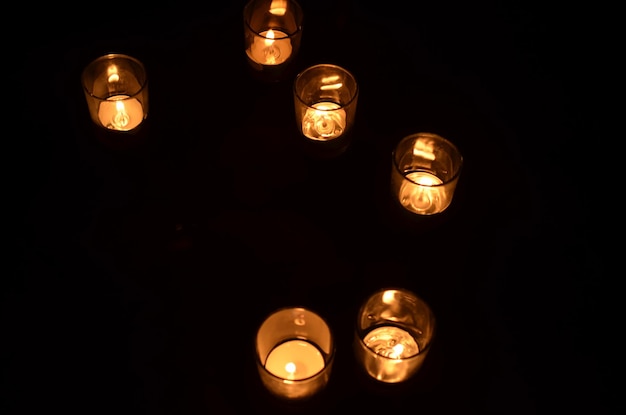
7;1;614;414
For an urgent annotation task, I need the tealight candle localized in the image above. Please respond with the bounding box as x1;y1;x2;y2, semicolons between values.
354;288;435;384
399;171;446;215
247;29;293;66
265;339;325;380
97;95;144;131
391;133;463;215
301;102;346;140
256;307;334;400
82;53;149;133
293;64;358;158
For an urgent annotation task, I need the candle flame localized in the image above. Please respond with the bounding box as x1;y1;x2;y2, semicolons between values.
112;99;130;128
269;0;287;15
264;29;276;47
392;343;405;358
285;362;296;376
312;103;339;111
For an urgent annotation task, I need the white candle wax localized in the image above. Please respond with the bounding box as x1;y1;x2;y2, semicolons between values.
247;29;292;65
265;339;325;380
302;102;346;141
97;95;144;131
399;171;447;214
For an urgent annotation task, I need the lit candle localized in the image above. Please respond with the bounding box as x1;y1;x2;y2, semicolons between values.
97;95;144;131
355;289;435;383
247;29;293;65
256;307;334;399
399;171;446;214
265;339;325;380
301;102;346;140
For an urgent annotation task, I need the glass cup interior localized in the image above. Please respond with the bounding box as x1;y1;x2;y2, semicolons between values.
81;53;149;131
391;132;463;215
354;288;436;383
293;64;359;157
256;307;335;400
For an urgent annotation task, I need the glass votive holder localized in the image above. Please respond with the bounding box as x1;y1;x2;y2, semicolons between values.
293;63;359;158
243;0;304;83
391;132;463;215
354;288;436;384
81;53;149;132
255;307;335;400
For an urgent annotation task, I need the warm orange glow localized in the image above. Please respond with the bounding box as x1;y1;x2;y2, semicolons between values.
106;65;120;83
400;172;445;214
113;100;130;128
392;343;405;357
269;0;287;15
264;29;276;46
320;83;343;91
302;102;346;140
321;74;340;83
414;174;439;186
265;340;325;380
382;290;395;304
98;95;143;131
412;139;436;161
285;362;296;377
247;29;292;65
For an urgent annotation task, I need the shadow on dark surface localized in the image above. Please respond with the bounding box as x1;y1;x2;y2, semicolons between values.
7;1;614;414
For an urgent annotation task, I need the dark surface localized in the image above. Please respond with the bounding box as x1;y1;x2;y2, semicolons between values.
7;1;613;414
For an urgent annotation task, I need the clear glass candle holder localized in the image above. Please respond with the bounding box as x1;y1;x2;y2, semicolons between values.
81;53;149;132
243;0;304;82
293;63;359;158
354;288;436;383
391;132;463;215
256;307;335;400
